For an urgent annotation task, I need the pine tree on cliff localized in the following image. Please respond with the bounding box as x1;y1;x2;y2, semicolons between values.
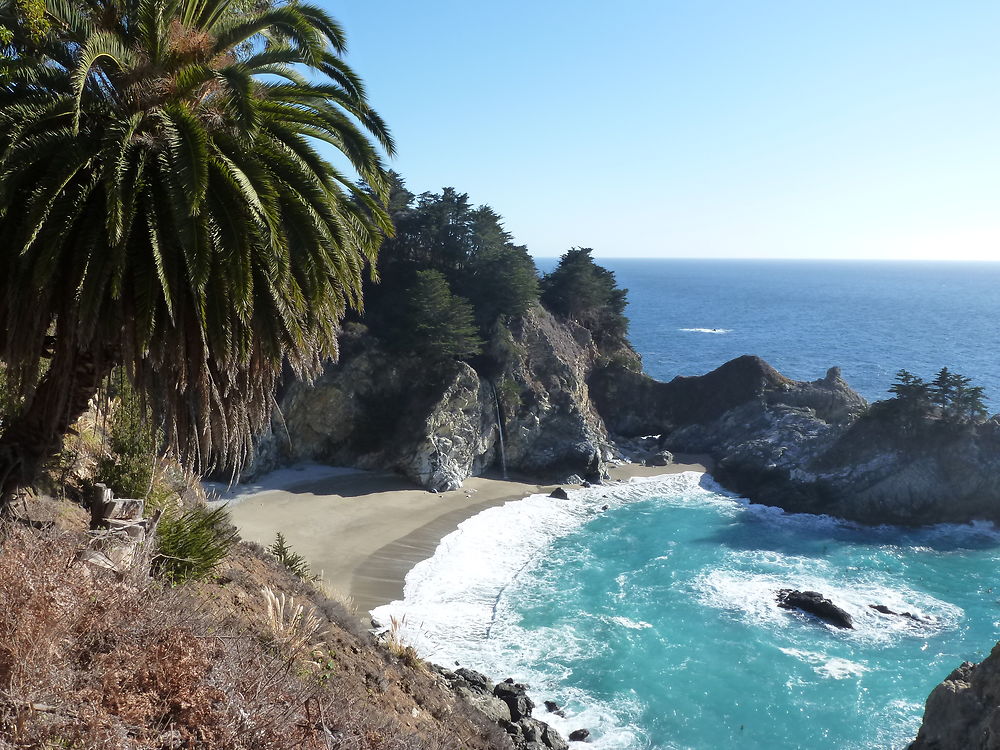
401;271;483;362
540;247;628;344
889;370;931;408
0;0;393;510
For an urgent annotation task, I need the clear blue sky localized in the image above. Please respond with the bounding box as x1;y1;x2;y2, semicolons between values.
329;1;1000;260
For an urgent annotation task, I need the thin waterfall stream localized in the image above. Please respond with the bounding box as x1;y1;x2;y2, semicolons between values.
490;382;508;479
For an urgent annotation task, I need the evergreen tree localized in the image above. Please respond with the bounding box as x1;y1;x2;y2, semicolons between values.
366;182;540;342
401;271;483;362
882;367;989;427
950;381;988;424
888;370;931;408
540;248;628;343
930;368;958;410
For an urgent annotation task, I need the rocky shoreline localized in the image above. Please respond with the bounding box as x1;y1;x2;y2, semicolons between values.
242;307;1000;747
906;643;1000;750
435;666;583;750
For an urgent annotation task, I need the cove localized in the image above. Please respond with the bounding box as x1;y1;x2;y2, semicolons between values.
374;473;1000;749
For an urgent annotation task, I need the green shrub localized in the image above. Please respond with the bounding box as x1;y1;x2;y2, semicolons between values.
96;376;157;499
399;270;483;362
0;362;20;426
153;505;239;584
268;532;316;581
497;375;522;415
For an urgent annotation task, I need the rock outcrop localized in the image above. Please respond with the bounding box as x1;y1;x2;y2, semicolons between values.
591;357;1000;525
250;317;1000;525
776;589;854;629
248;306;628;490
247;334;498;492
908;642;1000;749
436;667;569;750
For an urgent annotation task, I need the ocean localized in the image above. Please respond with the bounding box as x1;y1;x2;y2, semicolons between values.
596;259;1000;405
373;260;1000;749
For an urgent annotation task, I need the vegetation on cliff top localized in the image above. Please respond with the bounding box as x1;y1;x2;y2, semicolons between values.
361;173;631;366
868;367;989;431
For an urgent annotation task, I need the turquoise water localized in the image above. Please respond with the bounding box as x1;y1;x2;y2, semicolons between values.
373;474;1000;749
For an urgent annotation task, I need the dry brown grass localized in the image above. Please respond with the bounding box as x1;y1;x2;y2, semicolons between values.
0;523;512;750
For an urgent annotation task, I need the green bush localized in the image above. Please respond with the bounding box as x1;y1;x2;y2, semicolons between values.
96;377;157;499
153;505;239;584
399;270;483;362
0;362;21;426
268;532;316;581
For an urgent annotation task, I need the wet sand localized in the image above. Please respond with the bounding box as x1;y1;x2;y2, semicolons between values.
220;456;711;617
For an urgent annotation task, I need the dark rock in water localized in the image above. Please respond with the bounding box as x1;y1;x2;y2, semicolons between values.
601;504;609;510
776;589;854;629
582;481;592;488
494;681;535;722
540;721;570;749
549;487;570;500
568;728;591;741
543;700;565;717
869;604;924;622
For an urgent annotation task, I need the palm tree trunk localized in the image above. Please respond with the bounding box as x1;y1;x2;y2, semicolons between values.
0;346;113;516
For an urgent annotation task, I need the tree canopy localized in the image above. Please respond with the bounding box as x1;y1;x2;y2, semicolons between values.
401;270;483;362
877;367;988;428
0;0;393;499
362;173;539;355
540;247;629;344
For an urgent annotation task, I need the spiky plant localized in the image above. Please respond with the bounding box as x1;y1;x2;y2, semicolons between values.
0;0;394;508
267;530;314;580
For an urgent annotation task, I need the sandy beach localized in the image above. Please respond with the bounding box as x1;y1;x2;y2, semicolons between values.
218;456;711;617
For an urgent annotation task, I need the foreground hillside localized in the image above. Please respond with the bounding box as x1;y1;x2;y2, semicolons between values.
0;502;513;749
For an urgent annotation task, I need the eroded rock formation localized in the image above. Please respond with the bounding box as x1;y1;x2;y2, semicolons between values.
249;306;626;490
908;643;1000;750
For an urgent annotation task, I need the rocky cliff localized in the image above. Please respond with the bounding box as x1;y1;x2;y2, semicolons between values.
908;643;1000;749
591;356;1000;525
252;327;1000;525
249;305;629;491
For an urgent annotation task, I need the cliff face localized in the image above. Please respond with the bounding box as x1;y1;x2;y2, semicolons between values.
249;306;626;490
591;357;1000;525
252;330;1000;525
908;643;1000;750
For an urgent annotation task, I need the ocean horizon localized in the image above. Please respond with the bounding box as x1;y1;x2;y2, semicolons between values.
538;257;1000;404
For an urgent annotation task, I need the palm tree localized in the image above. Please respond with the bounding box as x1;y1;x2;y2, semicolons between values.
0;0;394;509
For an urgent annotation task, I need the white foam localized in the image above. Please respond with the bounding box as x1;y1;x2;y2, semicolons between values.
779;648;869;679
371;471;710;749
678;327;733;334
694;562;961;646
607;616;654;630
369;469;979;746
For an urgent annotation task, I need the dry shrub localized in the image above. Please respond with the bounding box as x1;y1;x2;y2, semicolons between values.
261;586;326;653
0;524;511;750
0;525;321;749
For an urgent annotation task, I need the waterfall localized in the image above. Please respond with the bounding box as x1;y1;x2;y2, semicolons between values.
490;382;508;479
